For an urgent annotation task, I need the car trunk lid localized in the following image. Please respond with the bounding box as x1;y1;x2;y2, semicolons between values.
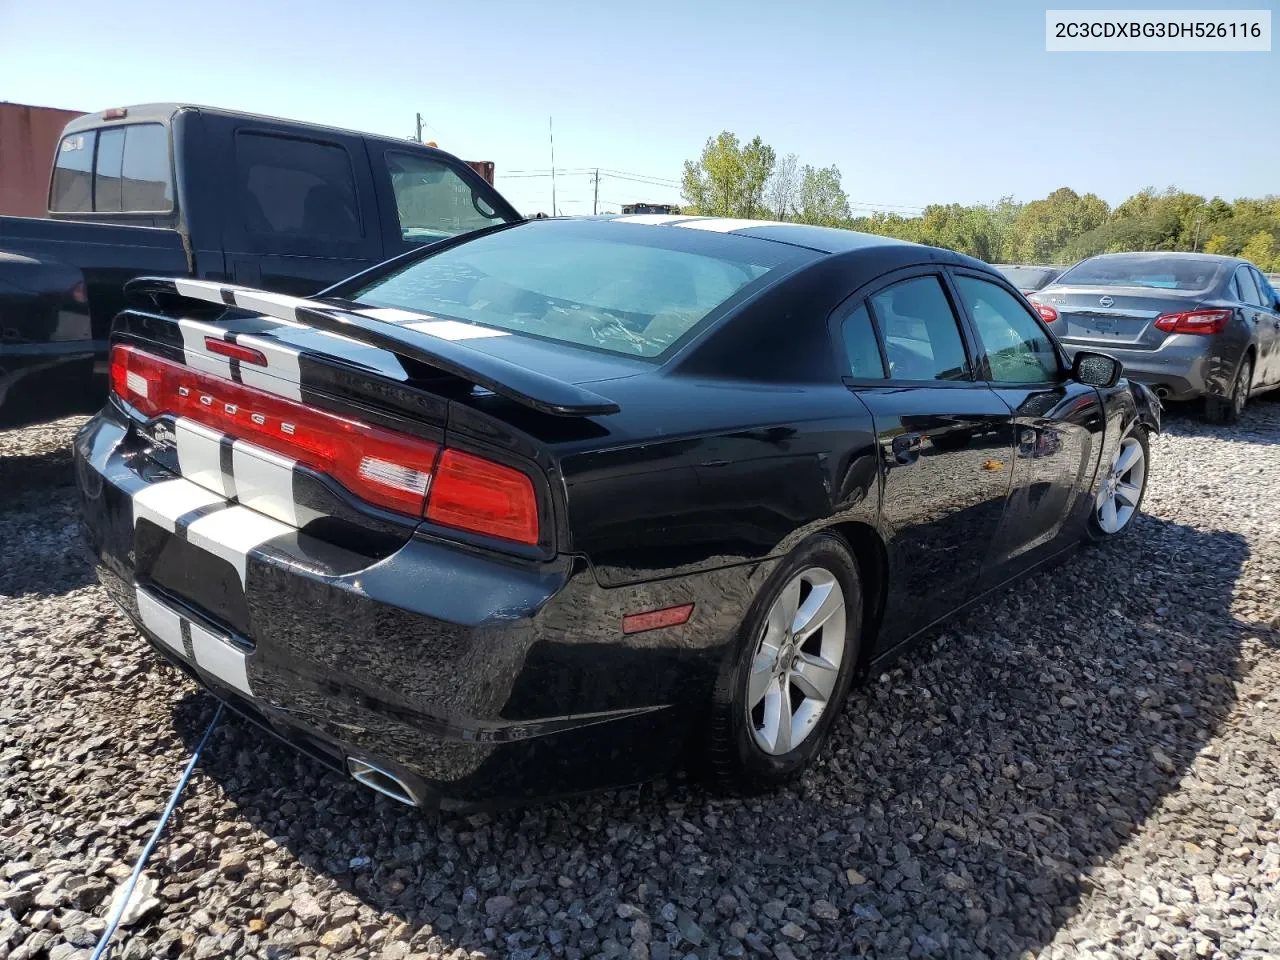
113;277;635;567
1037;286;1204;349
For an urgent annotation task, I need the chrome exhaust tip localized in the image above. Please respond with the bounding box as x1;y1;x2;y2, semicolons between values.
347;757;421;807
1153;386;1170;399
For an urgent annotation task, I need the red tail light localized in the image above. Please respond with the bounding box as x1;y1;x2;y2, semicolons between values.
109;344;541;544
1153;309;1230;335
427;449;540;545
1029;299;1059;323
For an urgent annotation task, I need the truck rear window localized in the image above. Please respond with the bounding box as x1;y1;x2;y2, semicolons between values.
50;124;173;214
50;132;96;213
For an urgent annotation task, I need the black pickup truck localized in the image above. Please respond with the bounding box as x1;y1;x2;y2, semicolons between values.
0;103;520;427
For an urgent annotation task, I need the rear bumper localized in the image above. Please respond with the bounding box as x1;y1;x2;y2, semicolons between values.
74;406;759;809
1059;336;1225;401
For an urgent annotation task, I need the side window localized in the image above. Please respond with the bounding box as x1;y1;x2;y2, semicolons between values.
235;132;362;241
841;304;887;378
867;276;970;381
94;127;126;213
1227;273;1241;300
954;275;1060;384
49;131;96;213
385;151;506;244
119;124;173;211
1235;267;1263;307
1250;268;1277;309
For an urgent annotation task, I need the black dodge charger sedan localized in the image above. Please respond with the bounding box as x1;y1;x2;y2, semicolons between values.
74;215;1161;809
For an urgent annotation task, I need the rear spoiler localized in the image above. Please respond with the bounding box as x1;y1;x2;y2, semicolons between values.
123;277;620;417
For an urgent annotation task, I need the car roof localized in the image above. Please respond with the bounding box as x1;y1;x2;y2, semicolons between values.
1076;251;1248;267
61;103;452;153
595;214;928;255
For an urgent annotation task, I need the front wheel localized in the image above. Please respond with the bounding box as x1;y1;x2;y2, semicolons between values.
1204;356;1252;424
705;534;862;792
1089;427;1149;540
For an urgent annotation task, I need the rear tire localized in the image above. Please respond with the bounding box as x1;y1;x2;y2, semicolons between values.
1204;356;1252;424
705;534;862;793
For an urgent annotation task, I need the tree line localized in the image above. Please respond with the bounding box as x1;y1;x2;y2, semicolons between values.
680;131;1280;271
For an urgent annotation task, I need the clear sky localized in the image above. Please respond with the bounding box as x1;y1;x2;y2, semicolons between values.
1;0;1275;217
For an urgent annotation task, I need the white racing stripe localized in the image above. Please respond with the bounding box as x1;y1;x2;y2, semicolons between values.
231;440;324;529
232;289;309;320
358;306;431;324
173;278;231;301
405;319;509;341
614;214;692;225
189;621;252;696
135;587;184;655
674;217;786;233
177;317;233;380
232;333;303;401
175;418;235;499
133;478;226;533
134;585;254;696
185;505;293;586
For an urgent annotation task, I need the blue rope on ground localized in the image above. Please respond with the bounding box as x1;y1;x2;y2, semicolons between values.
90;702;224;960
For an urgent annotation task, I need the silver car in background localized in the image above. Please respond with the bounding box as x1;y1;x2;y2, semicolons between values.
1030;252;1280;423
994;264;1064;298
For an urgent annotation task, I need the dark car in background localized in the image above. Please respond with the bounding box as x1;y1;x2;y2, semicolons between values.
994;264;1065;298
0;103;518;427
75;216;1159;809
1031;252;1280;423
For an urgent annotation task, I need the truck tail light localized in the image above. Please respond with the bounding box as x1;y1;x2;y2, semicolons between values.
1152;309;1230;335
108;344;540;544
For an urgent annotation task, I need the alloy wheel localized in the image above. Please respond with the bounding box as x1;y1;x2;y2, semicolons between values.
1095;435;1146;535
745;567;847;756
1234;361;1252;418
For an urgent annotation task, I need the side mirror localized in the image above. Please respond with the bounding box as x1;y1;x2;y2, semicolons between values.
1072;350;1122;388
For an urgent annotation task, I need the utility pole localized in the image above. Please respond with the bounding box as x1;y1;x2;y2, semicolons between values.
1192;216;1203;252
593;168;599;216
415;113;424;145
549;117;556;216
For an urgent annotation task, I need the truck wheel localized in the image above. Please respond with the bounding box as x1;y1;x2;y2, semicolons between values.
705;534;862;792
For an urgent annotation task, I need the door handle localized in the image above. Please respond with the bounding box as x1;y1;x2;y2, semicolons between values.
891;433;922;465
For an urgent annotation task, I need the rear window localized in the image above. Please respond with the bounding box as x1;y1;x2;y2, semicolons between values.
997;266;1059;291
1056;256;1223;291
51;124;173;214
352;223;790;358
50;131;96;213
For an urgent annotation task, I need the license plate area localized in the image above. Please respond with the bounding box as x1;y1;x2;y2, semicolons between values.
1064;312;1139;340
135;519;252;642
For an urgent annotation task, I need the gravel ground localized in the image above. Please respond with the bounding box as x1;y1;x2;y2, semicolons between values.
2;404;1279;960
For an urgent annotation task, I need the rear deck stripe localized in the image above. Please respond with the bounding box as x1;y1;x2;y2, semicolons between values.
175;418;236;499
133;478;226;533
184;505;292;586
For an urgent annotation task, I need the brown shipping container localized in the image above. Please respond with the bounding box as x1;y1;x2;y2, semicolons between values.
466;160;495;185
0;102;85;217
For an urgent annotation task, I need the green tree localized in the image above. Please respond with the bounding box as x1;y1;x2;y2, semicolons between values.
1240;230;1279;272
765;152;800;221
795;165;851;226
680;132;776;219
1010;188;1109;262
